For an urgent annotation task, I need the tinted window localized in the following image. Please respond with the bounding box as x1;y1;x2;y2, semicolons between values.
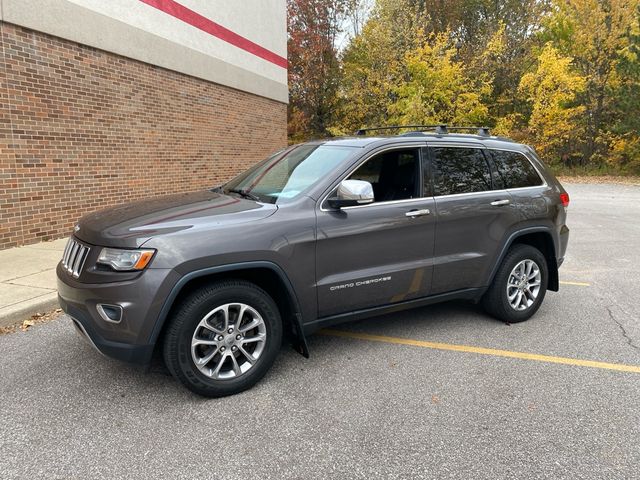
490;150;542;189
432;147;491;196
348;149;419;202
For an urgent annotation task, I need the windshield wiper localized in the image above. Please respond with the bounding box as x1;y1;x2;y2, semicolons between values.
228;188;260;202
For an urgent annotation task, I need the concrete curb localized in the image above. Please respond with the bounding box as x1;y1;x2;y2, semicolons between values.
0;293;60;328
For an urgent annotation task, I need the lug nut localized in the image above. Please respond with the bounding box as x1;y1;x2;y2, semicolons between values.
228;328;234;334
231;346;238;352
217;335;224;341
236;334;242;340
220;346;226;352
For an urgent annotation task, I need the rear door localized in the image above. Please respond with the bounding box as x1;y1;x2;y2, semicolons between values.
315;146;436;317
429;145;520;294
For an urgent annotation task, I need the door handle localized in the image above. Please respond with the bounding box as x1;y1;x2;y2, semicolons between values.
405;208;431;218
490;199;510;206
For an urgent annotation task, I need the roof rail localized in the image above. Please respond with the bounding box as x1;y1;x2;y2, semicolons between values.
354;125;447;136
355;125;491;137
446;126;491;137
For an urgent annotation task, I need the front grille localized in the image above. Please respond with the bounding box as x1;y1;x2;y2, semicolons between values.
61;237;90;278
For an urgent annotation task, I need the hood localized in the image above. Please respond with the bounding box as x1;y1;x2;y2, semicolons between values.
74;190;277;248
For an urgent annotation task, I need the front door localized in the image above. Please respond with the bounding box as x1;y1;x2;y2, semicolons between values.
315;147;436;318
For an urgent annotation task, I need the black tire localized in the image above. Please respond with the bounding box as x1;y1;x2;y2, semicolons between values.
482;244;548;323
163;280;282;397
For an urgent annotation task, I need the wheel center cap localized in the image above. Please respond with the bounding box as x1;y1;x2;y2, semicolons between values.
225;335;235;346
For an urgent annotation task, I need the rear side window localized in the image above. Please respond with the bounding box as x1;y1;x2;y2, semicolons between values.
489;150;543;189
431;147;491;196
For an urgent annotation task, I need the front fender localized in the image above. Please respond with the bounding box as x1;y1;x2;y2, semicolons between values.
148;261;309;357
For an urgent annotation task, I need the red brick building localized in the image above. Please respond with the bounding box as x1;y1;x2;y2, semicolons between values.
0;0;288;249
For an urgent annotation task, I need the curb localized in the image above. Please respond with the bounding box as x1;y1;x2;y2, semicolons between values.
0;293;60;328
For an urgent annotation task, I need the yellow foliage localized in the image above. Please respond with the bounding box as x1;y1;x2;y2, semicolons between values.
606;133;640;171
390;32;491;125
518;44;586;162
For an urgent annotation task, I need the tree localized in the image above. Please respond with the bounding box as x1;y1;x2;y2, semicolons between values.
290;0;640;173
542;0;640;164
287;0;347;141
518;44;586;164
608;5;640;172
390;32;491;125
333;15;400;134
405;0;552;118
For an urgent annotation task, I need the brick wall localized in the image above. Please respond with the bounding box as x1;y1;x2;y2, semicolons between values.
0;22;287;250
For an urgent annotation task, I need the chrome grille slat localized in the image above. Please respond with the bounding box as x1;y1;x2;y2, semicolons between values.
62;239;72;265
68;243;79;272
72;247;85;274
61;237;90;278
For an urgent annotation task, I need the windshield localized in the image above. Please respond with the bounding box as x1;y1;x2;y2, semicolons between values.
224;145;356;204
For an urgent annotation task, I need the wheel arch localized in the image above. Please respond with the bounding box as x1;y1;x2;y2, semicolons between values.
489;228;559;292
149;262;309;358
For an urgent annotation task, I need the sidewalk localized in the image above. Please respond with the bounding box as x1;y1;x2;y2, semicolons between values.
0;238;67;327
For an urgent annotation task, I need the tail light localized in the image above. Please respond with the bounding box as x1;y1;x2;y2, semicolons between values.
559;192;570;207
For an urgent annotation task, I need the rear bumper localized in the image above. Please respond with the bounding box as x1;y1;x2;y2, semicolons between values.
558;224;570;266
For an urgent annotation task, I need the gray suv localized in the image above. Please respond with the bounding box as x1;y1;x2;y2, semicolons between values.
57;126;570;397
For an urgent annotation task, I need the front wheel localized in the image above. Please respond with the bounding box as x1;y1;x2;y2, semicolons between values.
163;280;282;397
482;244;548;323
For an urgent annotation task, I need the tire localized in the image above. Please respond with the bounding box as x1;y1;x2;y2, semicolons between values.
482;244;548;323
163;280;282;397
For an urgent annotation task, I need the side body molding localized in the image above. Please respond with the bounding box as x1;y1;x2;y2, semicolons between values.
149;261;310;357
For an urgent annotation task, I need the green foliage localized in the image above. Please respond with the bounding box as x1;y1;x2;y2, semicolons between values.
330;15;402;135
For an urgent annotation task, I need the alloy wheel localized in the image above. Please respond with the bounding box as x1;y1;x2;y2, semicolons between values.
191;303;267;379
506;259;542;311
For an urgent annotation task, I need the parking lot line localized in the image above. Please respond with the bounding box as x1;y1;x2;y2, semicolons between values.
320;329;640;373
560;280;591;286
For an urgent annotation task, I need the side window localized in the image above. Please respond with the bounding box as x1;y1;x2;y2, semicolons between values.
490;150;543;189
347;149;420;202
432;147;491;196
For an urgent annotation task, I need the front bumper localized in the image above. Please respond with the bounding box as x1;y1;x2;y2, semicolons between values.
60;295;155;363
57;263;180;364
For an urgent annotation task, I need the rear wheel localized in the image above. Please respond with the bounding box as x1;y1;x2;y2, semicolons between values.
482;244;548;323
163;280;282;397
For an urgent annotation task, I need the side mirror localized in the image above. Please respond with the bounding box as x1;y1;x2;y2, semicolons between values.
327;180;375;209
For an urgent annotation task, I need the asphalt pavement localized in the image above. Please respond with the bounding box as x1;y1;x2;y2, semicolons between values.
1;182;639;479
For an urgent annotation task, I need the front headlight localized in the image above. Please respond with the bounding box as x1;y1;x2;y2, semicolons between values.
97;248;155;271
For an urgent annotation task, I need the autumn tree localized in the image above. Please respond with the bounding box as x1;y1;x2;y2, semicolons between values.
390;32;492;126
287;0;347;141
333;15;400;133
518;44;586;164
609;5;640;171
542;0;640;165
289;0;640;173
405;0;552;117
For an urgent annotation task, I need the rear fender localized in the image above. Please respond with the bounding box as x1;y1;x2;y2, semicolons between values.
488;227;559;292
